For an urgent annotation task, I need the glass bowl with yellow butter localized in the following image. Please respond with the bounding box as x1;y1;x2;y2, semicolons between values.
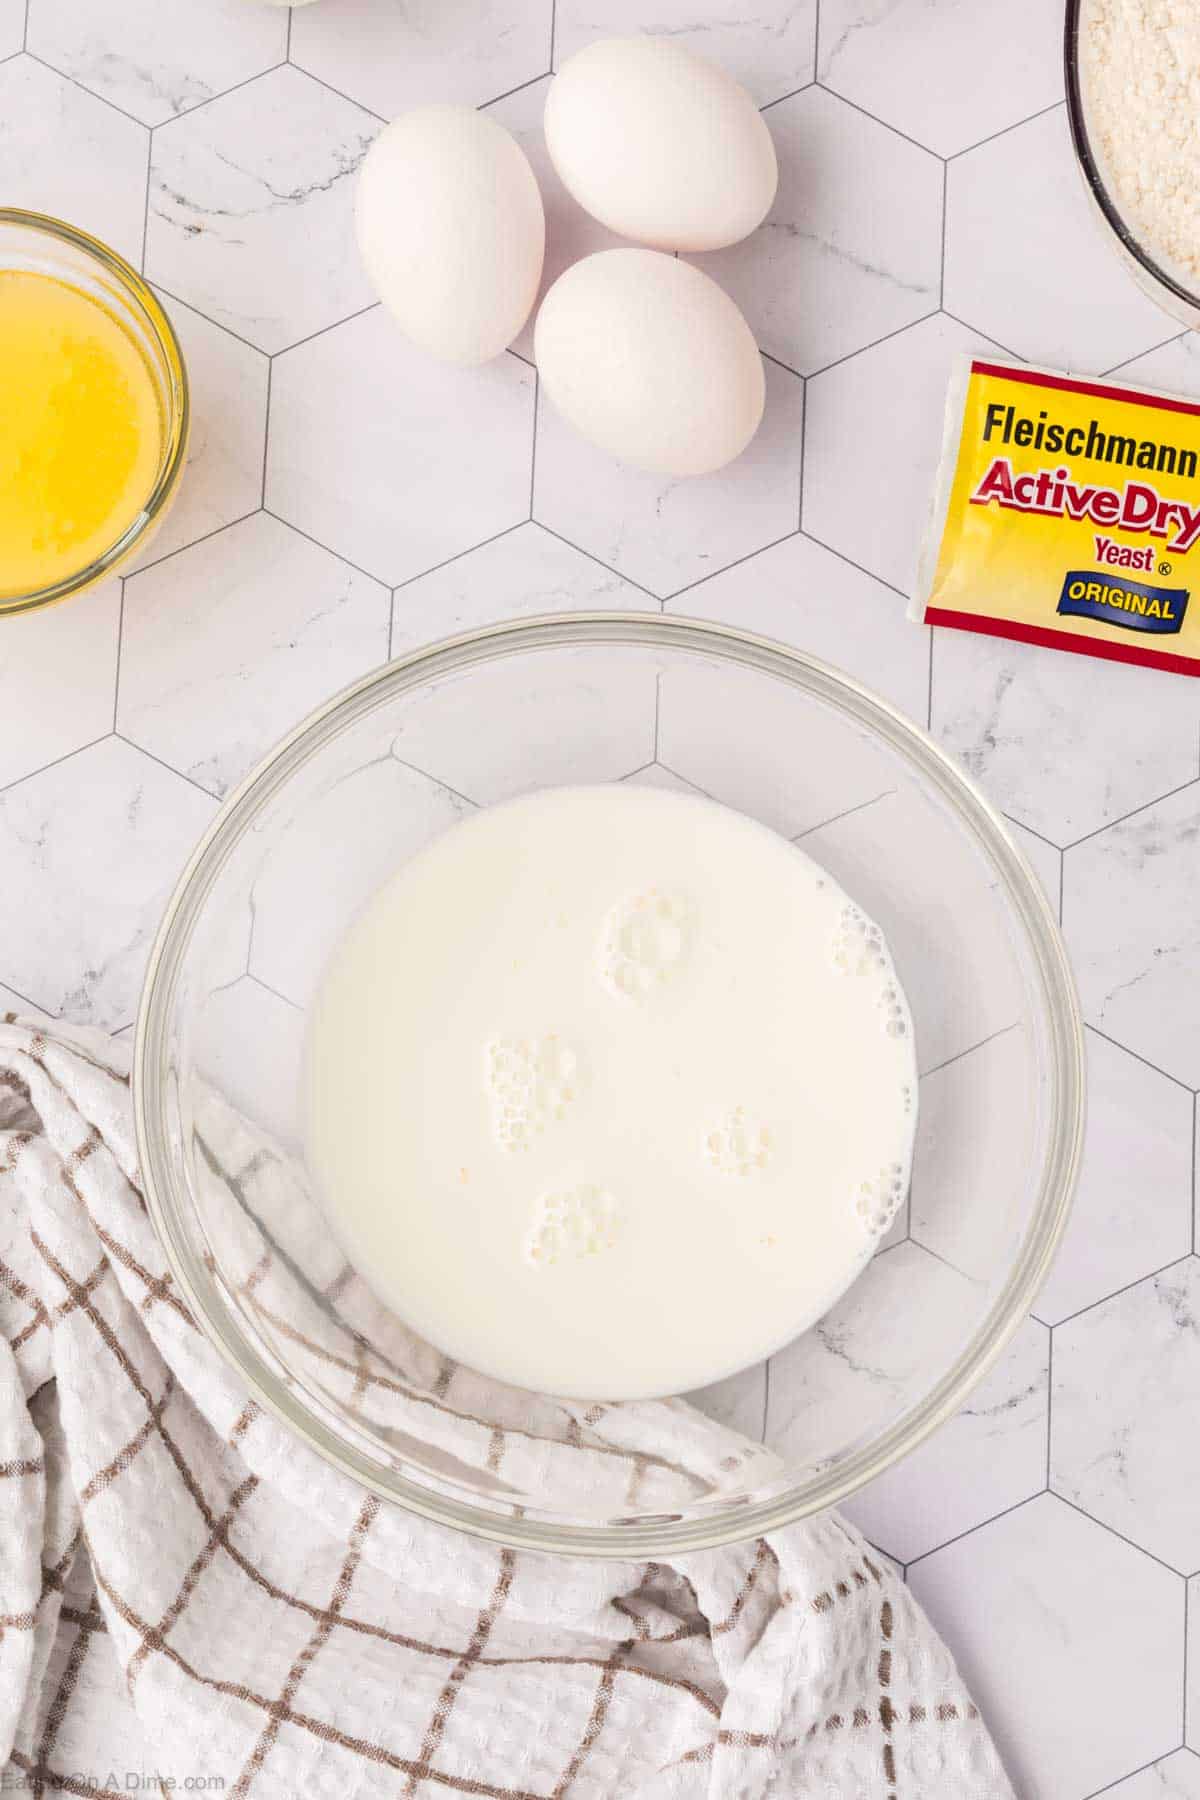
0;209;188;617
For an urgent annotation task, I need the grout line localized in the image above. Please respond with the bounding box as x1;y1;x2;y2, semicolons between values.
1051;1489;1189;1580
1186;1574;1192;1754
247;971;303;1012
548;0;557;70
759;80;817;116
154;60;290;130
791;787;896;843
389;520;528;596
813;82;946;163
123;508;260;584
1062;775;1200;853
759;348;807;382
261;508;389;589
906;1492;1041;1573
939;309;1024;363
111;581;126;734
1193;1093;1197;1257
387;589;396;663
1045;1325;1053;1488
22;0;28;48
804;308;941;383
271;301;380;361
663;529;802;607
1103;330;1188;378
947;97;1066;164
1082;1023;1195;1097
812;0;822;80
23;50;149;128
527;370;539;519
284;59;387;124
481;68;552;111
1042;1252;1195;1334
113;734;220;801
285;5;293;59
534;521;661;603
916;1020;1018;1082
260;362;273;508
0;978;53;1016
0;733;114;799
939;161;948;308
1082;1751;1187;1800
147;282;265;356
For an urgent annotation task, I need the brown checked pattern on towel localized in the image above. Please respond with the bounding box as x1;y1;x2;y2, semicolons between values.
0;1021;1012;1798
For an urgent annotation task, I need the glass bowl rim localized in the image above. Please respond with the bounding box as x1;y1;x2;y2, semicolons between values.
0;206;190;618
1063;1;1200;321
134;611;1086;1558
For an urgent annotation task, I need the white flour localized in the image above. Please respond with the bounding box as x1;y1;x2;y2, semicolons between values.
1083;0;1200;283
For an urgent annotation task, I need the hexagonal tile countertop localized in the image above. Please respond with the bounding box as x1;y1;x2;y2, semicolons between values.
3;3;1200;1795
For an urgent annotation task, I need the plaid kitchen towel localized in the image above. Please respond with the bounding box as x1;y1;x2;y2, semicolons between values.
0;1016;1012;1799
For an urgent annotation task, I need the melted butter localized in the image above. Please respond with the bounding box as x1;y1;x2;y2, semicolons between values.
0;270;163;599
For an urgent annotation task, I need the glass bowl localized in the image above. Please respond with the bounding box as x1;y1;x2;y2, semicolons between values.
1065;1;1200;331
134;614;1084;1557
0;208;189;617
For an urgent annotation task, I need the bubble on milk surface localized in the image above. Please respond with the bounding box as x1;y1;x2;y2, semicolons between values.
599;888;690;999
832;904;888;978
706;1106;771;1176
486;1034;578;1152
524;1183;620;1267
855;1161;909;1237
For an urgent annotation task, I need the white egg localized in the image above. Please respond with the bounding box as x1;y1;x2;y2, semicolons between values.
356;105;544;366
544;37;777;253
534;249;765;477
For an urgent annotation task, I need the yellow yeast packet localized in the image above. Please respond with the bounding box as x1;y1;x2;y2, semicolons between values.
912;355;1200;676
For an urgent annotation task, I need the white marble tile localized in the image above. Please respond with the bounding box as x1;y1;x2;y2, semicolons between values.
910;1026;1036;1282
391;522;643;652
693;86;941;376
291;0;551;118
804;312;1003;593
665;529;929;723
0;580;120;790
909;1494;1185;1800
799;787;1026;1072
145;64;378;353
119;512;390;798
249;757;471;1008
931;625;1200;847
1036;1031;1193;1328
656;651;897;839
1190;1581;1200;1755
533;356;803;599
485;74;626;364
0;55;148;263
844;1317;1048;1565
129;290;268;570
268;308;534;586
818;0;1062;158
1107;1752;1200;1799
1065;785;1200;1087
388;643;658;805
1006;818;1061;920
766;1240;983;1471
196;974;304;1153
1053;1257;1200;1573
27;0;286;127
945;107;1175;373
553;0;815;107
0;736;216;1029
0;0;22;59
1113;333;1200;398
